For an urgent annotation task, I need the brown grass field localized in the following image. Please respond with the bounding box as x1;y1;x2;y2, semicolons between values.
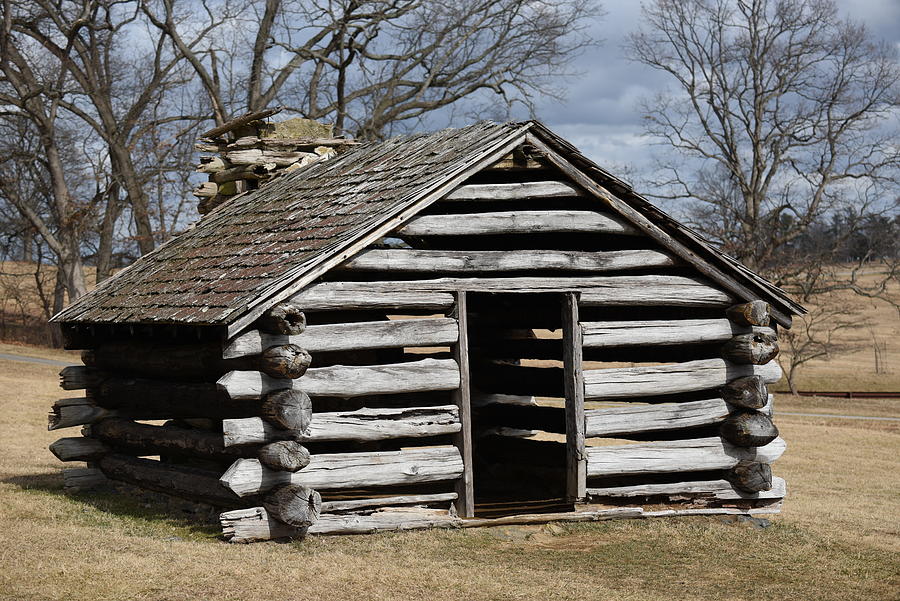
0;343;898;601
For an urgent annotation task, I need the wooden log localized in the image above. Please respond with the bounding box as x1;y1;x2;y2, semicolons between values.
196;156;226;173
96;377;258;420
97;454;247;507
62;467;109;492
720;375;769;409
719;411;779;447
563;292;586;501
289;289;455;312
257;441;311;472
292;275;733;307
263;484;321;527
583;359;782;400
224;149;317;166
443;180;585;201
320;493;458;513
85;342;311;380
223;318;458;359
726;461;774;492
255;302;307;335
721;331;779;365
726;300;771;326
587;476;787;500
211;163;276;183
336;249;677;274
220;446;464;496
90;418;244;461
192;181;218;198
471;392;538;407
49;397;114;430
584;395;774;436
59;366;104;390
49;437;109;462
260;389;312;431
223;405;460;446
217;358;460;401
582;319;758;348
220;506;461;542
585;436;787;477
397;210;639;236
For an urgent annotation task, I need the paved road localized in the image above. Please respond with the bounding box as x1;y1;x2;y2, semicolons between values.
0;352;77;367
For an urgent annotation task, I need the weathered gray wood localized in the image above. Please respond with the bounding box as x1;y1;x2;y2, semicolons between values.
223;318;458;359
224;148;317;166
583;359;782;400
721;331;779;365
471;392;538;407
726;461;774;492
217;358;460;400
49;437;109;462
98;454;246;507
443;180;584;201
59;366;104;390
337;249;676;273
451;291;475;518
260;389;312;431
726;300;771;326
460;507;644;528
220;446;464;496
719;411;779;447
720;375;769;409
582;319;758;348
85;342;311;380
263;484;321;527
49;397;114;430
257;441;311;472
587;476;787;500
640;506;783;518
62;467;109;492
289;289;456;312
585;436;787;477
91;417;245;461
292;275;734;307
223;405;461;446
255;302;307;335
321;493;458;513
563;293;586;501
220;506;461;542
397;210;639;237
585;398;730;437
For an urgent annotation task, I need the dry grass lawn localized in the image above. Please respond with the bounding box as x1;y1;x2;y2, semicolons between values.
0;345;898;601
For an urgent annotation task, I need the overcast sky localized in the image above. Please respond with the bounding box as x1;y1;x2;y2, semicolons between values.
532;0;900;178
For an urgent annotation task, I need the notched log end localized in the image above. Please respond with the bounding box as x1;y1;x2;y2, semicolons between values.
260;388;312;432
726;300;771;327
263;484;322;528
258;440;311;472
720;411;779;447
721;375;768;409
258;344;312;379
256;302;306;335
726;461;773;493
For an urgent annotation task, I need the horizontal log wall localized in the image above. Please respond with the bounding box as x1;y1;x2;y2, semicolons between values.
397;210;640;237
586;476;786;501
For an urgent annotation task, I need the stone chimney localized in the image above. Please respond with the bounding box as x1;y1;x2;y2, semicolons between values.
193;108;357;214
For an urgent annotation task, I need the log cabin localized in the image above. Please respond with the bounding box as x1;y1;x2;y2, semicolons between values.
48;117;805;542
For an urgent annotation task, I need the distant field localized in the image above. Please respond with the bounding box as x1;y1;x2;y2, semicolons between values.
0;346;897;601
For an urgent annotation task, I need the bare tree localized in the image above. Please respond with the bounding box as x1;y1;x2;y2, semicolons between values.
143;0;599;137
628;0;900;391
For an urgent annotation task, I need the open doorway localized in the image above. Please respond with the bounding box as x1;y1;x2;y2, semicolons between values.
465;293;572;517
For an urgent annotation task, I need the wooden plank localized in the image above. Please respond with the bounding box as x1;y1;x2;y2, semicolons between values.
49;397;115;430
585;436;787;477
222;406;462;446
581;319;764;348
562;293;586;501
289;289;455;312
336;249;677;274
524;133;795;327
451;291;475;518
293;275;735;304
583;359;782;400
217;358;460;400
397;210;639;236
443;180;584;201
584;395;774;438
49;437;109;462
223;318;458;359
587;476;787;500
220;446;464;496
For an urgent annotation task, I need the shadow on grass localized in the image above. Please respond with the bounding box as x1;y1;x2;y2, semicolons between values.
3;471;223;540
